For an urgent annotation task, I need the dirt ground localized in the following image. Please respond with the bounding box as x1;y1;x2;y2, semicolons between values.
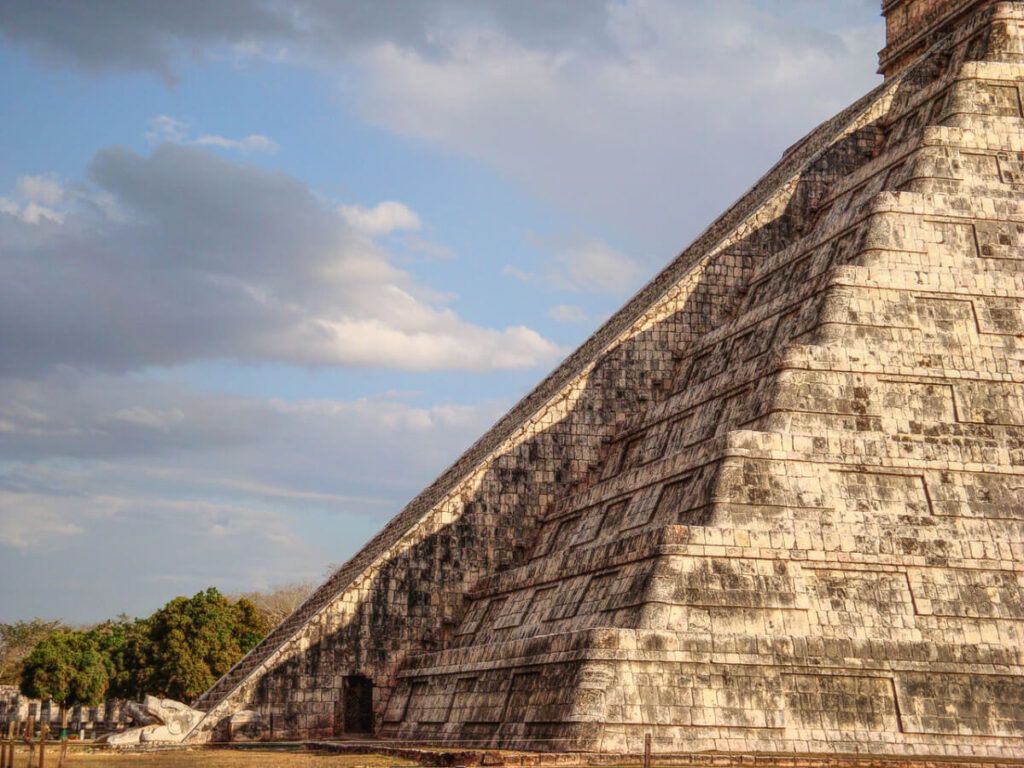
8;745;416;767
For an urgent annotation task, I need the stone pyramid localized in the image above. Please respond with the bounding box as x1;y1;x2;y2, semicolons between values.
189;0;1024;758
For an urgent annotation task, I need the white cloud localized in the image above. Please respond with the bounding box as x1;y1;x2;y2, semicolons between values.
0;175;68;224
0;372;504;502
339;200;421;235
229;40;290;65
547;240;643;295
504;244;642;298
193;133;279;154
0;1;618;78
0;199;65;224
548;303;586;323
0;145;560;373
16;174;64;205
300;317;559;371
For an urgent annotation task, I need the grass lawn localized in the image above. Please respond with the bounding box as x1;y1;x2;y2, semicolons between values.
9;745;417;767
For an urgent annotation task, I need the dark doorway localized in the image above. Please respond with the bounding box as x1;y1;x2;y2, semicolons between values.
343;675;374;734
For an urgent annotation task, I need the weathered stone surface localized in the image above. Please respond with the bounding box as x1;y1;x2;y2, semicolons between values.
189;1;1024;758
105;696;204;745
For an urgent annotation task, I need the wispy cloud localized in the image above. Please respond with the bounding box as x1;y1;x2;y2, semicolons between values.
501;264;533;282
145;115;279;154
548;304;587;323
340;200;421;235
0;494;84;549
0;372;505;619
145;115;190;144
193;133;279;154
503;240;642;297
546;240;643;295
16;174;64;205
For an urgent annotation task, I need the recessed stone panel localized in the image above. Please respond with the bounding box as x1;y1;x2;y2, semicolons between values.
876;379;957;422
784;674;900;732
925;218;980;257
927;469;1024;520
914;296;980;344
831;471;932;517
648;557;800;610
896;672;1024;737
955;380;1024;425
909;567;1024;619
803;568;917;636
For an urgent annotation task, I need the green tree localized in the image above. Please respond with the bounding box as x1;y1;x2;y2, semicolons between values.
19;630;109;707
16;588;268;705
90;617;151;701
139;588;267;701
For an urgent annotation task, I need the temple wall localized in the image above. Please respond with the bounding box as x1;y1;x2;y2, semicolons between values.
379;9;1024;758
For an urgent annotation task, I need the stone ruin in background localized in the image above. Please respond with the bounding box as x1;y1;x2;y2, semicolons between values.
0;687;131;739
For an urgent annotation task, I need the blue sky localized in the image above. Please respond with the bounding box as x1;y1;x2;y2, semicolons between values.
0;0;883;623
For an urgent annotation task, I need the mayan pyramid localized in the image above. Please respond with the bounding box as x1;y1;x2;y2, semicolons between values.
188;0;1024;758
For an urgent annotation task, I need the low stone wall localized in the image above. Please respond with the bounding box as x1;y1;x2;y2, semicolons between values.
0;689;131;737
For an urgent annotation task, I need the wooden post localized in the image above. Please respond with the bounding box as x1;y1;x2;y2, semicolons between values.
23;716;35;768
38;722;48;768
9;719;18;768
57;709;68;768
643;732;651;768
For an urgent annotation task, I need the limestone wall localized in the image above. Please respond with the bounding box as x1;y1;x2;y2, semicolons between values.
380;4;1024;757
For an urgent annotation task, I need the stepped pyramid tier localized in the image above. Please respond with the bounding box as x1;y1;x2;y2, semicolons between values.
189;0;1024;758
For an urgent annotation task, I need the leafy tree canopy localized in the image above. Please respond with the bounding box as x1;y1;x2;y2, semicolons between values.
18;588;269;705
141;588;267;701
20;630;109;706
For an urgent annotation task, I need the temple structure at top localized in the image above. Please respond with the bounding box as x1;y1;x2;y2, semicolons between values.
189;1;1024;759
